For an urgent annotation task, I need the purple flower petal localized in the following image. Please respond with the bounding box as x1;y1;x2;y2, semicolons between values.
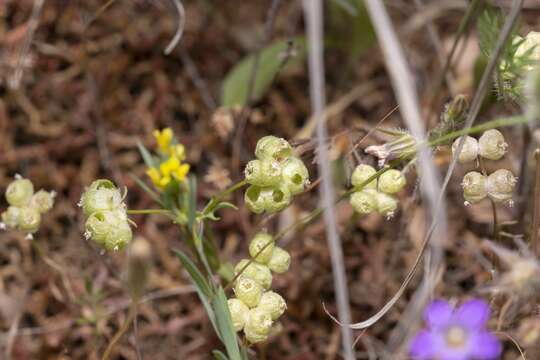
423;300;453;329
469;331;502;359
454;299;491;330
409;330;437;359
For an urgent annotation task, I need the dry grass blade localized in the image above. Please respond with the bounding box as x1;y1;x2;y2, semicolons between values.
164;0;186;55
303;0;355;358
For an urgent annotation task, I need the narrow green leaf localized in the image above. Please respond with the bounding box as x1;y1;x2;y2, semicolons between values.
212;351;229;360
136;140;157;168
130;174;162;205
222;37;306;106
213;287;242;360
188;175;197;231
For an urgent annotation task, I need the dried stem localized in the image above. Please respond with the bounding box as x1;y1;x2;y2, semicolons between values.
102;302;138;360
531;149;540;256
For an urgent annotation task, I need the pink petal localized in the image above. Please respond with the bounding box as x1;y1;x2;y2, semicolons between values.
454;299;491;329
409;330;437;359
470;331;502;359
424;300;453;329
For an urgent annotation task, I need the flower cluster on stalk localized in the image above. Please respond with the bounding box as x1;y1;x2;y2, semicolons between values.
228;232;290;344
1;175;55;238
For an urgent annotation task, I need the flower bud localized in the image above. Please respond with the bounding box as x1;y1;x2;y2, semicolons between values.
127;237;152;300
244;159;282;187
255;136;292;162
235;259;272;289
263;185;291;214
6;178;34;207
267;246;290;274
244;307;273;344
258;291;286;320
1;206;21;229
85;209;132;251
351;164;377;189
378;169;406;194
249;232;275;264
30;190;55;214
350;189;377;214
478;129;508;160
374;192;398;218
486;169;516;203
451;136;479;164
281;157;310;195
18;206;41;234
245;185;265;214
80;179;123;217
228;298;250;331
234;275;263;308
462;171;487;204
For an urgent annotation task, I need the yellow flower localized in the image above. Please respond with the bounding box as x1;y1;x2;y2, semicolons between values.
174;163;190;181
153;128;173;153
159;156;181;178
169;144;186;161
146;167;161;186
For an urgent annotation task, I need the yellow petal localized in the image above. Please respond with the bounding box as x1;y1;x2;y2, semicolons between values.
154;128;173;153
169;144;186;161
159;156;180;177
174;163;190;181
159;176;171;188
146;167;161;185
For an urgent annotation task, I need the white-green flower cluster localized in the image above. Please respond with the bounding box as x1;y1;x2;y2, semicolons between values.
452;131;516;206
228;232;289;344
1;176;55;237
79;179;132;251
244;136;309;214
349;164;406;219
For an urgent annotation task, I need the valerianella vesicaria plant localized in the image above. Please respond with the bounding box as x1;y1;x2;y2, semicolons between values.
410;299;501;360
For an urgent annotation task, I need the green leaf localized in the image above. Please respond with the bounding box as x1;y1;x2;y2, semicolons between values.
136;140;157;169
201;201;238;221
212;351;229;360
213;287;242;360
187;176;197;232
222;37;306;106
130;174;162;205
173;249;219;336
328;0;376;57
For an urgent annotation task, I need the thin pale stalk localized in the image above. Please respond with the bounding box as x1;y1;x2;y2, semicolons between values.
531;149;540;256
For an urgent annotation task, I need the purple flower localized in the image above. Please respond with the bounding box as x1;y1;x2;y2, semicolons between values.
409;299;502;360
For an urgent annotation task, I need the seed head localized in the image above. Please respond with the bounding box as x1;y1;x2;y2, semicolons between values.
1;206;21;229
126;237;152;300
350;189;378;215
462;171;488;204
17;206;41;234
234;259;273;290
228;298;250;331
257;291;287;321
374;192;398;218
267;246;290;274
85;209;132;251
263;185;292;214
378;169;406;194
233;275;263;308
30;190;55;214
244;185;266;214
244;159;282;187
80;179;123;217
351;164;377;189
451;136;479;164
255;136;292;162
478;129;508;161
249;232;275;264
486;169;516;203
244;307;273;344
6;178;34;207
281;157;310;195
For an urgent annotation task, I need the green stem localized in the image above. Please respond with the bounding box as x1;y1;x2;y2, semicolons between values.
127;209;171;215
427;115;527;147
202;179;248;215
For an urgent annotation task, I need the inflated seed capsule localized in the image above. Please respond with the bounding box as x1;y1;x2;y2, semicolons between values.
350;189;377;215
267;247;290;274
351;164;377;189
244;307;273;344
249;232;275;264
234;275;263;308
378;169;406;194
235;259;273;289
80;180;123;217
244;159;282;187
5;178;34;207
228;298;250;331
258;291;287;320
85;209;132;251
245;185;265;214
374;192;398;218
461;171;487;204
486;169;516;203
18;206;41;234
1;206;21;229
451;136;479;164
281;157;310;195
478;129;508;160
30;190;55;214
255;136;292;162
263;185;292;214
